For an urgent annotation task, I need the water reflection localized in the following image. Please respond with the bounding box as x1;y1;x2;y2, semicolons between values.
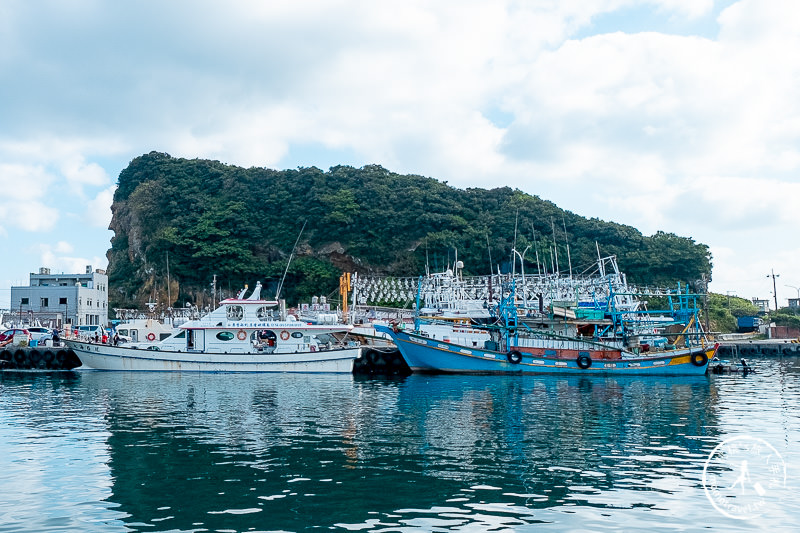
66;371;726;532
5;364;797;532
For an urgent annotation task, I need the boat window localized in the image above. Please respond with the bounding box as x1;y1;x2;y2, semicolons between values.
118;329;128;336
254;329;277;347
226;305;244;321
256;306;272;321
216;331;235;341
291;332;303;338
256;330;277;340
174;331;186;338
316;333;336;344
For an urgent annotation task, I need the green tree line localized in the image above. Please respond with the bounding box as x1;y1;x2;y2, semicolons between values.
107;152;712;309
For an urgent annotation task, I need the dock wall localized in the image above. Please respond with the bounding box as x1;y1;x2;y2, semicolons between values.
717;342;800;358
0;346;82;370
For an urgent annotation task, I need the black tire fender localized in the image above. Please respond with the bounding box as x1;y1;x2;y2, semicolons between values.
577;354;592;369
691;352;709;367
507;350;523;364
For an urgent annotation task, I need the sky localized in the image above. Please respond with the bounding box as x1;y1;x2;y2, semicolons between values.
1;0;798;310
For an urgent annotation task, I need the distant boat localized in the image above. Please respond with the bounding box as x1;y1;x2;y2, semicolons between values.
66;282;361;373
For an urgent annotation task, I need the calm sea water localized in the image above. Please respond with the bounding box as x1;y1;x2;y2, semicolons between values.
1;358;798;533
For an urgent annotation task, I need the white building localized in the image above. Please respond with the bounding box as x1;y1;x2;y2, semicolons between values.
752;298;770;313
10;266;109;328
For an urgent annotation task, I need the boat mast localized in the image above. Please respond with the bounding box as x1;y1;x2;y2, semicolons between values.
276;219;307;300
551;217;559;275
512;210;519;276
166;251;171;309
562;215;572;278
531;221;541;277
486;233;493;278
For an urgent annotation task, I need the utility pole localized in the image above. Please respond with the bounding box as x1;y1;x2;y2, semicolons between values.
767;269;780;311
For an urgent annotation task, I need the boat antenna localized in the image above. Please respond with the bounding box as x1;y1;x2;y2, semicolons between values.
486;233;494;276
425;239;430;276
551;217;559;275
531;222;541;276
166;251;171;309
562;215;572;278
275;219;307;300
596;241;605;278
512;210;519;275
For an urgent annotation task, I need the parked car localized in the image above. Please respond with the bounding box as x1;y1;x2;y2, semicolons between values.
75;325;105;340
0;328;32;343
26;326;52;343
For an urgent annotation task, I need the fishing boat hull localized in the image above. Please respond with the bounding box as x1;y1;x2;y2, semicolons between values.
375;326;713;375
65;340;359;373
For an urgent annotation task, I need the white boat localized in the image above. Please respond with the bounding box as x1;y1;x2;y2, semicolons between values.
65;282;361;373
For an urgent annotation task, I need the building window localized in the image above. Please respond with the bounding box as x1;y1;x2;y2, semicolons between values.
59;297;67;305
21;297;29;305
87;299;92;307
41;298;49;307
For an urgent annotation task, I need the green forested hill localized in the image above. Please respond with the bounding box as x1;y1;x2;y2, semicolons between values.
107;151;712;308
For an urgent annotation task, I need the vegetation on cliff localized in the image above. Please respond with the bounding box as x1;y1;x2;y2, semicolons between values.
107;152;712;309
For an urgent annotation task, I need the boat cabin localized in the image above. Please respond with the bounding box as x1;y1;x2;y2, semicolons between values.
151;284;351;354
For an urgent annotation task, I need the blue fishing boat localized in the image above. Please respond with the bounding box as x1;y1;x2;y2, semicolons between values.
375;278;716;376
375;324;714;375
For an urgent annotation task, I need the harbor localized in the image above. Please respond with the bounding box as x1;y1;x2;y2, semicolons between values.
4;2;800;531
2;358;798;531
3;339;799;374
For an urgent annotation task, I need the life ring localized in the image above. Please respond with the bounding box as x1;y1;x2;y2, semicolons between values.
147;333;156;341
280;330;290;341
237;330;247;341
691;352;708;367
577;354;592;369
507;350;522;364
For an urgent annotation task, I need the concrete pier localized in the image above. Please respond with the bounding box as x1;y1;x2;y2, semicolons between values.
0;346;82;370
717;341;800;358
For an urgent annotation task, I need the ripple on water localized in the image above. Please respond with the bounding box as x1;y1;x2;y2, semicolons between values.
0;365;799;531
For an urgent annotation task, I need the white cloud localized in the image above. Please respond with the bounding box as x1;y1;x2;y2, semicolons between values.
0;164;60;232
37;243;107;276
0;0;798;307
86;185;116;228
61;156;109;187
652;0;714;19
55;241;74;254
